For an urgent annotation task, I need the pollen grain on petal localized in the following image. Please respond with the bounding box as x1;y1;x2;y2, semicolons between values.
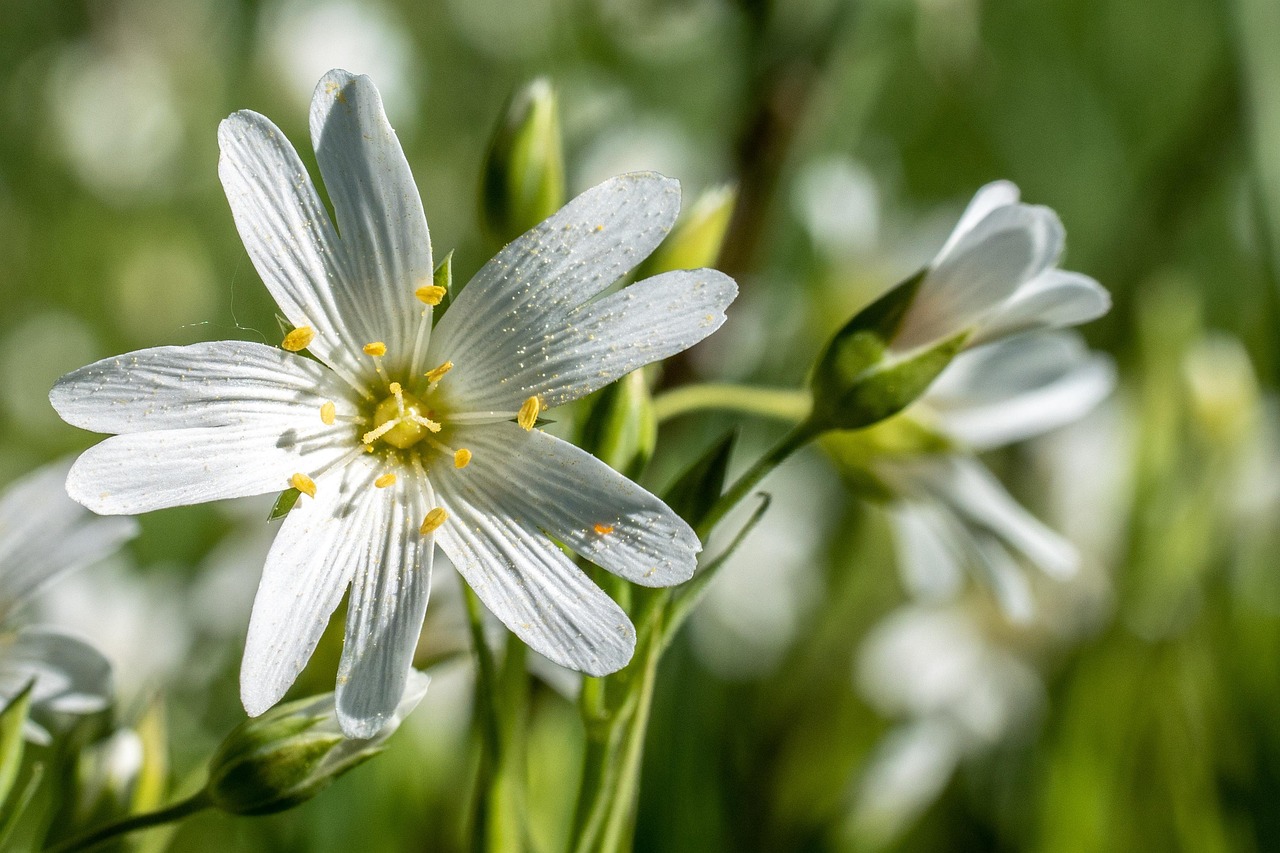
415;284;446;305
454;448;472;468
290;472;317;498
425;360;454;384
363;341;388;357
517;396;541;431
420;506;448;535
282;326;315;352
594;523;614;535
320;401;336;425
375;473;397;488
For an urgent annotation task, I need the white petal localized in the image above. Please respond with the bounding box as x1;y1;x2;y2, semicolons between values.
926;333;1117;450
443;268;736;412
0;461;137;606
217;110;367;386
66;422;353;515
51;341;355;435
934;181;1022;261
240;458;380;716
432;470;636;676
429;173;681;405
0;627;112;715
971;270;1111;345
968;536;1035;623
309;70;433;378
887;502;965;603
448;422;699;586
335;472;433;738
918;457;1078;579
897;204;1065;351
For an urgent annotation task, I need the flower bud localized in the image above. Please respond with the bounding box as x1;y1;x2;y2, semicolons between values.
635;185;736;278
578;371;656;479
1183;333;1259;447
205;672;428;816
480;78;565;244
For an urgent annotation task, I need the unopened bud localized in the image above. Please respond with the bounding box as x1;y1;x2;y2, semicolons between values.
636;185;736;278
480;78;565;244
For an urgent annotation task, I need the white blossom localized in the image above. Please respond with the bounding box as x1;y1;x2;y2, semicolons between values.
51;69;736;737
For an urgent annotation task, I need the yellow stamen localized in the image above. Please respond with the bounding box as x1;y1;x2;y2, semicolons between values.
594;523;614;535
454;448;472;468
320;401;336;425
425;360;454;384
290;472;317;498
363;341;387;357
420;507;448;534
282;326;315;352
517;396;541;431
375;473;397;489
415;284;446;306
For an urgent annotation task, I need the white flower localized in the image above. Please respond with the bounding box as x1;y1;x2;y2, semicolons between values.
893;181;1110;353
877;332;1116;619
51;69;736;737
0;461;138;742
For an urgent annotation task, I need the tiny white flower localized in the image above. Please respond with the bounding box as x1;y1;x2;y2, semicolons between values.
0;461;138;742
877;332;1116;619
893;181;1110;353
51;69;736;737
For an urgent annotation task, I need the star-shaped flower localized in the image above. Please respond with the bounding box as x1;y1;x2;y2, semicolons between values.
51;69;737;736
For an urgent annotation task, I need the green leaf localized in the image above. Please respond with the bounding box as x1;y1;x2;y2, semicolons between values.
433;250;455;320
269;488;302;521
0;681;33;808
0;763;41;848
479;78;566;245
663;431;737;527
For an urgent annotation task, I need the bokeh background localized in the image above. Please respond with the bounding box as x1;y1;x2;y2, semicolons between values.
4;0;1280;850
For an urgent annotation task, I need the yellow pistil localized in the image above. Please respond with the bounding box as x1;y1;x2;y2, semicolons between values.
374;473;397;488
320;401;336;425
282;326;315;352
594;523;614;535
425;360;454;384
290;472;317;498
517;396;541;431
415;284;446;306
420;507;447;534
363;341;387;357
454;448;472;468
364;388;440;449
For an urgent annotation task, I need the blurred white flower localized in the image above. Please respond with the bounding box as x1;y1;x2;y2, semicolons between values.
53;70;735;738
793;156;882;259
893;181;1110;354
878;332;1116;619
0;461;138;742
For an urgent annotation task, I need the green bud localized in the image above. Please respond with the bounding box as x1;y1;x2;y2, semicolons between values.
480;78;566;245
205;673;428;816
636;185;737;278
578;371;657;479
1183;333;1259;447
809;270;967;432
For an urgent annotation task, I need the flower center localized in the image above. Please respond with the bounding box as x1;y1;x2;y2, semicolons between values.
363;382;441;449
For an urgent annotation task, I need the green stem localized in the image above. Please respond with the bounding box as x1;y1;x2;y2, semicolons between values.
695;420;818;541
44;791;211;853
652;383;810;425
463;585;503;761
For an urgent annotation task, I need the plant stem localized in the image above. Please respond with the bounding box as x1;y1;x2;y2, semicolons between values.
695;420;818;541
44;791;211;853
652;383;810;425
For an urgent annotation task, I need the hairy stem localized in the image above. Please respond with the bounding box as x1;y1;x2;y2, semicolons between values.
44;791;211;853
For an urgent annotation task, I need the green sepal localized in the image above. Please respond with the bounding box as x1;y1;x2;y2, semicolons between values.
432;250;455;321
809;270;968;431
269;488;302;521
480;78;566;245
663;431;737;527
0;681;33;807
578;372;657;480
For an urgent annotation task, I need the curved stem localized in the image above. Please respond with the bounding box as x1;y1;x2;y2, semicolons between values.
45;791;211;853
652;383;810;425
695;420;818;541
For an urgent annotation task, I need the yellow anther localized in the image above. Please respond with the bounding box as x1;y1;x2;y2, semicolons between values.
374;473;397;489
420;507;448;535
454;448;472;468
282;326;315;352
415;284;446;306
517;396;541;431
363;341;387;357
425;361;454;384
594;523;614;535
290;472;317;498
320;401;336;425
